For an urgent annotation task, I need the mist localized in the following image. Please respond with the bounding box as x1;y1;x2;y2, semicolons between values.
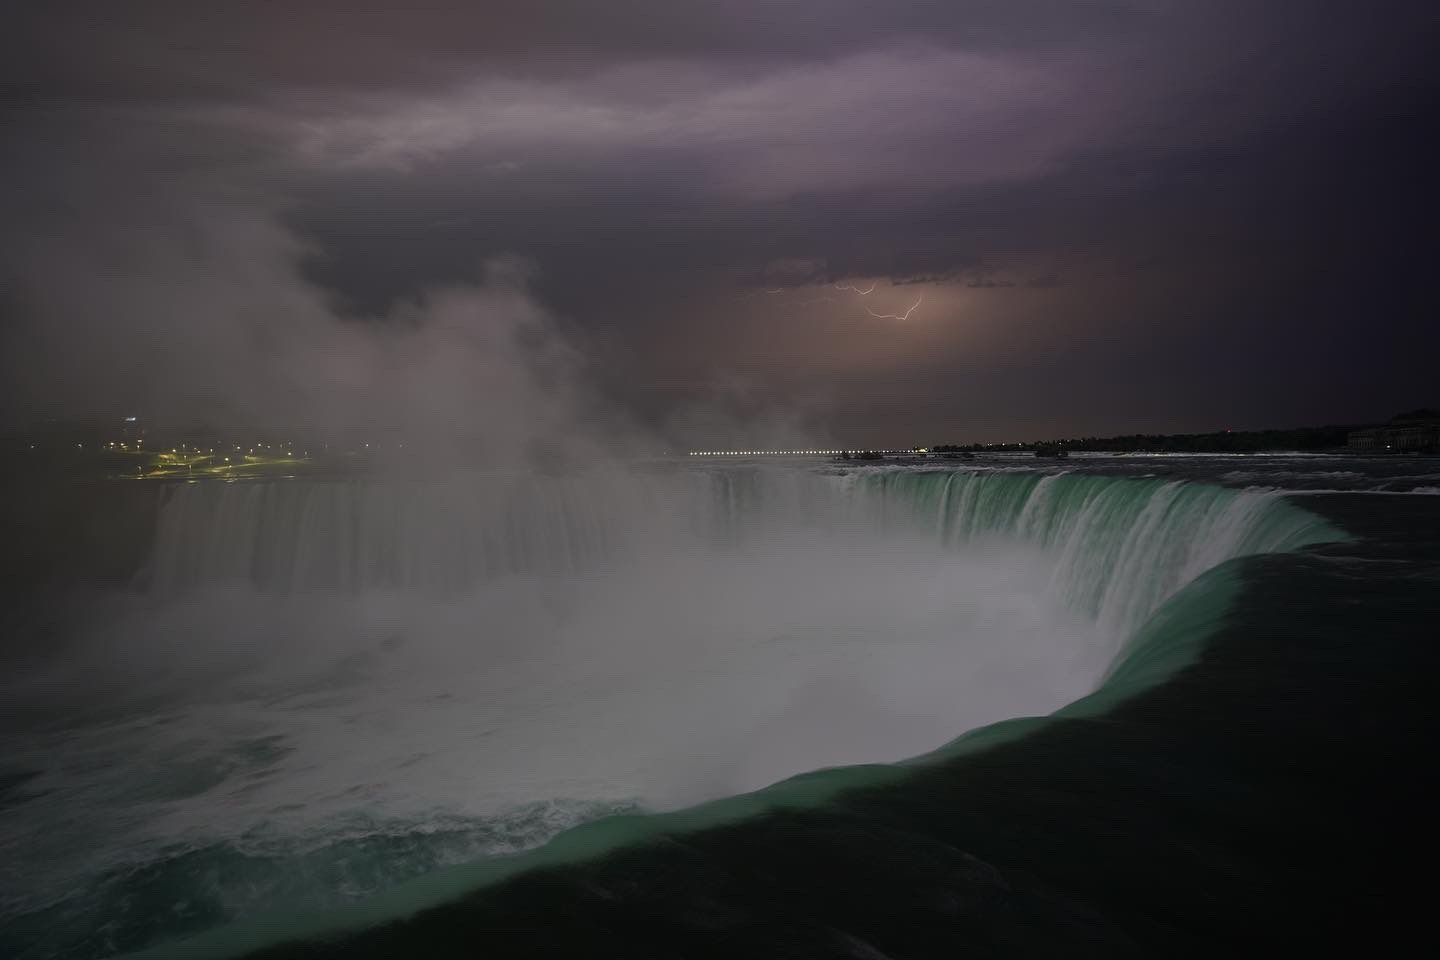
0;117;619;466
2;5;1435;957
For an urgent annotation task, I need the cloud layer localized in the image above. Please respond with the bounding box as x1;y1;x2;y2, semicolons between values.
3;1;1438;444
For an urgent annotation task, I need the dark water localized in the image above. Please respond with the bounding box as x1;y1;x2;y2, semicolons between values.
2;455;1437;958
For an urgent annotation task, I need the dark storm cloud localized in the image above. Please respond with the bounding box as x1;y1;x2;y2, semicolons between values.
2;1;1437;444
3;1;1167;101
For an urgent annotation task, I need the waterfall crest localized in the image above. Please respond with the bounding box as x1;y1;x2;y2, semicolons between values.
147;467;1338;639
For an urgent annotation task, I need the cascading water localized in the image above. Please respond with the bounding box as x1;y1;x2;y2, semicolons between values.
0;464;1343;960
840;469;1332;637
144;468;1328;628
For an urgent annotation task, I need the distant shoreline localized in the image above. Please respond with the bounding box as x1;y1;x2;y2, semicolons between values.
933;411;1440;456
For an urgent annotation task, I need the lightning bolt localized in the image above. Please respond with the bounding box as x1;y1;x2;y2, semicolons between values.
736;279;915;317
865;293;924;320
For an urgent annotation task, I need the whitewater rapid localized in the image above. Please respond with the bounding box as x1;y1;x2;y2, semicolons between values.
0;464;1342;959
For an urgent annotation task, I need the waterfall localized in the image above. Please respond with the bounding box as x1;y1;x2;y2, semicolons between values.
841;469;1336;636
1;464;1348;960
146;466;1338;642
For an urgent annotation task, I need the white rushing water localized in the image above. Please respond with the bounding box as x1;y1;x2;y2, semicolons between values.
0;464;1340;957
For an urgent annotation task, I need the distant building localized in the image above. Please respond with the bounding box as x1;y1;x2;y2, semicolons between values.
1;416;148;454
1348;414;1440;452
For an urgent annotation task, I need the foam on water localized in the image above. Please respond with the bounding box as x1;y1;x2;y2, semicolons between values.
0;464;1344;959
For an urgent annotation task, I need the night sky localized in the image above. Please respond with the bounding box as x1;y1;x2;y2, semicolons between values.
3;1;1437;448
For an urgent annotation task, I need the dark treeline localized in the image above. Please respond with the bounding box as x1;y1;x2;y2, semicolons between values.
934;424;1361;454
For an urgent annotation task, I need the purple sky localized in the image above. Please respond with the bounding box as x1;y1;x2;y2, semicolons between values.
2;1;1437;446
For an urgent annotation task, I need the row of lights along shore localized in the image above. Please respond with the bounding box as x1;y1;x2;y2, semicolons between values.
687;449;918;456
